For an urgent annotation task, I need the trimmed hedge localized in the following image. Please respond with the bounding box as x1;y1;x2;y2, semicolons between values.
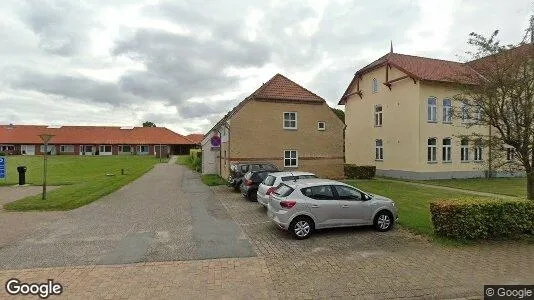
430;198;534;240
344;165;376;179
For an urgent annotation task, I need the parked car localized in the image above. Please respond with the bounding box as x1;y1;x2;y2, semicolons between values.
228;163;278;191
240;170;272;201
257;171;318;207
267;179;398;239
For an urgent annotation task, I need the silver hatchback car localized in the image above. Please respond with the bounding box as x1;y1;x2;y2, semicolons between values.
267;179;398;239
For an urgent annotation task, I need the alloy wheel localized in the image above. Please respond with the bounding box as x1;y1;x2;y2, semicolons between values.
377;214;391;230
294;220;310;237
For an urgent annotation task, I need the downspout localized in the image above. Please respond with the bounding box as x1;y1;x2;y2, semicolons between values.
224;122;231;175
215;128;223;176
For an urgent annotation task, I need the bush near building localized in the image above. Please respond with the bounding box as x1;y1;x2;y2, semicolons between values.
344;165;376;179
430;198;534;240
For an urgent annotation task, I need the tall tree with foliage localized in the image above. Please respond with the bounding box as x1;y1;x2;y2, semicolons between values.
454;19;534;199
331;108;345;123
142;121;156;127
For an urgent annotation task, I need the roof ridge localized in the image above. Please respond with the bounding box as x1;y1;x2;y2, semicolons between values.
391;52;463;64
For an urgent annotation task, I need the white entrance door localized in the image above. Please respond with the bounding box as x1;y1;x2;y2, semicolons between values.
22;145;35;155
83;145;94;156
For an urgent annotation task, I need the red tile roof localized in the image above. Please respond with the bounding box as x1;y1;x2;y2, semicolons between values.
185;133;204;144
207;73;325;134
339;52;481;104
0;125;195;145
251;73;324;103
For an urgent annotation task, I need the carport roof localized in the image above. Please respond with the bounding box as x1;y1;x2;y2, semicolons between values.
0;125;196;145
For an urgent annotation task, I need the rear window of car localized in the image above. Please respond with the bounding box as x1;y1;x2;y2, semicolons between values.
274;184;294;197
253;172;269;181
263;175;276;186
261;164;278;171
281;174;317;181
299;175;318;179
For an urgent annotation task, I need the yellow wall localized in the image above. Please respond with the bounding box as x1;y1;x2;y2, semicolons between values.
228;100;345;178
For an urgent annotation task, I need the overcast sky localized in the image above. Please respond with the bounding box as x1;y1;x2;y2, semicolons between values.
1;0;532;134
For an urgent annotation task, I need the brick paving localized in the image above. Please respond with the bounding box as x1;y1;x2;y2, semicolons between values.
0;169;532;299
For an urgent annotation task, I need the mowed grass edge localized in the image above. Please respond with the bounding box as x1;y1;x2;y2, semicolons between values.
3;156;162;211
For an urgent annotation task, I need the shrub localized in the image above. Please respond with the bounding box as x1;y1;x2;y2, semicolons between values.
190;149;201;159
430;198;534;240
344;165;376;179
0;151;5;156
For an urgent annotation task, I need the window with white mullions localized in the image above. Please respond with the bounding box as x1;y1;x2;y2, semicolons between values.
372;78;379;93
442;138;452;162
443;99;452;123
506;147;515;161
375;139;383;160
461;100;470;123
427;97;437;122
283;112;297;129
461;138;469;162
284;150;298;167
374;105;383;126
474;105;483;122
474;140;483;161
427;138;437;162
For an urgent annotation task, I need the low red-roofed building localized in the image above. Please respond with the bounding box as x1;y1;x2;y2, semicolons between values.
202;74;345;179
0;124;196;156
185;134;204;145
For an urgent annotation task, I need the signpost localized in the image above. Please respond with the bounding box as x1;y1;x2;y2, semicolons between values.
0;157;6;181
39;134;54;200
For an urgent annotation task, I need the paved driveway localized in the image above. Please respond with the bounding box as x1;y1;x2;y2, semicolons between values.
0;162;253;269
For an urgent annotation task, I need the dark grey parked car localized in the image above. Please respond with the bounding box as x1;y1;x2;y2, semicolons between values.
227;162;278;191
239;170;272;201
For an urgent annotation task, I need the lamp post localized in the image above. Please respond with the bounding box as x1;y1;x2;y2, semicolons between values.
39;134;54;200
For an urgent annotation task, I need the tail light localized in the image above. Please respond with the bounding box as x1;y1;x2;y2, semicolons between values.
280;200;296;209
266;187;277;195
244;179;253;186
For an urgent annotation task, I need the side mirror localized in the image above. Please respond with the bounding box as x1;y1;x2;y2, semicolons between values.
363;194;372;201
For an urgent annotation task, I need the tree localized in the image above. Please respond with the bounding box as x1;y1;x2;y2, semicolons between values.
454;20;534;199
142;121;156;127
332;108;345;123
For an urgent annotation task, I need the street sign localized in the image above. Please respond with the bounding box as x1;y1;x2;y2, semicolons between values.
0;157;6;179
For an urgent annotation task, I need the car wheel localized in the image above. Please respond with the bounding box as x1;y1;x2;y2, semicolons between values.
374;210;394;232
289;216;314;239
248;190;258;202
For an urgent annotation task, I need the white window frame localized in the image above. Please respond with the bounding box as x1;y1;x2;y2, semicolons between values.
443;98;452;123
60;145;74;153
427;97;437;122
372;78;379;93
375;139;383;161
374;105;383;127
284;150;298;167
283;112;297;130
40;145;55;153
1;145;14;151
461;100;470;123
442;138;452;162
99;145;112;153
475;105;483;123
138;145;149;153
474;142;483;162
317;121;326;131
461;138;469;162
427;138;437;163
119;145;132;153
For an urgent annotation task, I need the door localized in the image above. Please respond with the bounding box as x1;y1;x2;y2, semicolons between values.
84;145;93;155
332;185;372;225
301;185;342;228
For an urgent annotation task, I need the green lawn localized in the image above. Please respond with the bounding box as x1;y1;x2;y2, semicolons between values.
176;154;201;172
412;177;526;198
344;179;489;237
201;174;226;186
2;155;162;211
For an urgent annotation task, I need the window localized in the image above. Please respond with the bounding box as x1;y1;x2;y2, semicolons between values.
274;184;294;197
506;147;515;161
372;78;379;93
263;175;276;186
375;139;383;160
427;97;437;122
443;99;452;123
99;145;112;153
374;105;383;126
138;145;149;153
1;145;14;151
119;145;131;153
442;138;452;162
283;112;297;129
461;138;469;162
461;100;470;123
475;105;483;122
284;150;298;167
40;145;55;153
60;145;74;152
333;185;362;201
474;140;483;162
301;185;334;200
427;138;437;162
317;122;326;131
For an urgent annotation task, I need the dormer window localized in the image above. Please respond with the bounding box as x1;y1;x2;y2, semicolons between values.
372;78;379;93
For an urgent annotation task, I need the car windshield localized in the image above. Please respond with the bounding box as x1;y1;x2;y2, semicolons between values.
263;175;276;186
274;184;294;197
